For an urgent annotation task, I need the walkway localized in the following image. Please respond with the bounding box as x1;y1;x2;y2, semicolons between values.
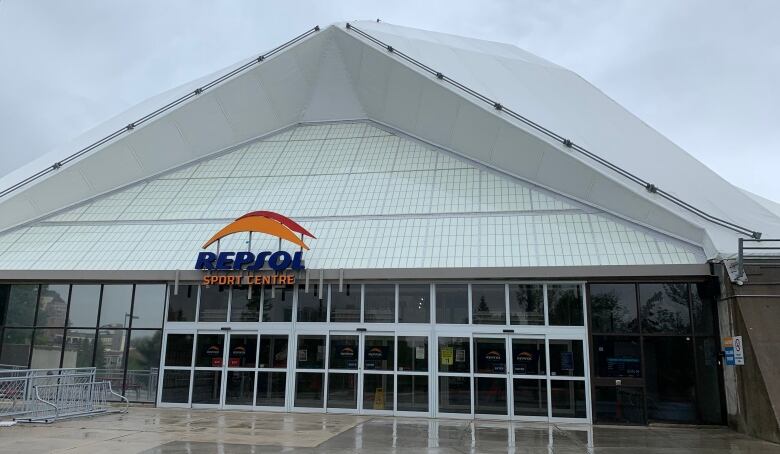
1;408;778;453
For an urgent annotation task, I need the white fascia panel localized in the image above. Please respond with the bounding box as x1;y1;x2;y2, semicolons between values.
170;92;237;158
77;142;144;194
215;70;284;142
0;196;38;231
533;147;598;204
413;81;461;149
126;117;195;174
255;41;319;125
450;100;501;163
380;56;424;134
19;167;92;216
356;43;391;118
490;121;548;181
302;30;365;122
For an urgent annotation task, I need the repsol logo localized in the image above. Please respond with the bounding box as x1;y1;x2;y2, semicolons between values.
195;250;304;271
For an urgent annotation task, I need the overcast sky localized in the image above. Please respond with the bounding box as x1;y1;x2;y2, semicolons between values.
0;1;778;200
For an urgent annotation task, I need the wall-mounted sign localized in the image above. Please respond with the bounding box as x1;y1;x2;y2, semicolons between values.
724;336;745;366
194;211;315;286
441;347;454;366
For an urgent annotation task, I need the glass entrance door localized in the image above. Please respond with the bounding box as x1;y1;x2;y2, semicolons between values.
223;332;258;407
472;334;549;419
326;331;394;414
191;330;258;408
191;331;225;407
470;334;586;420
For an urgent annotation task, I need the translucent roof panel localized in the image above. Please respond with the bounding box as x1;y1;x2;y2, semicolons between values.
0;121;705;270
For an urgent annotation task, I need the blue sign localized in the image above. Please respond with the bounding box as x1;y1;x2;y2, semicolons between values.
560;352;574;371
724;346;735;366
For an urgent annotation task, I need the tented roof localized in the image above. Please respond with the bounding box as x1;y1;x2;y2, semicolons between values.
0;21;776;267
0;122;702;271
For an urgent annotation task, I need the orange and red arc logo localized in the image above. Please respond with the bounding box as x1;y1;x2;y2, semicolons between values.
202;210;316;250
195;211;314;280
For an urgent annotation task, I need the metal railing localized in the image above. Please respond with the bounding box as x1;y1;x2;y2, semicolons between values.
15;381;127;424
344;22;762;240
737;238;780;280
0;367;96;419
0;25;321;200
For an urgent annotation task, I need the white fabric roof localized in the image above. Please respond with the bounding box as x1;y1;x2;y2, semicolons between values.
0;21;776;260
0;122;702;271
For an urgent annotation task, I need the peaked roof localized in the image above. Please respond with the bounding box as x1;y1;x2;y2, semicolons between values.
0;21;776;259
0;122;702;271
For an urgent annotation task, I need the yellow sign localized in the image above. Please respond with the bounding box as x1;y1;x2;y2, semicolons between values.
373;388;385;410
441;347;454;366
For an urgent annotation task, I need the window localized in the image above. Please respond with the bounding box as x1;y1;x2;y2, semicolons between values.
262;286;293;322
590;284;638;333
547;284;583;326
164;334;194;367
438;337;470;373
509;284;544;325
229;286;260;322
398;284;430;323
195;333;224;367
63;328;96;368
198;286;229;322
397;376;428;412
548;339;584;377
639;283;691;334
439;376;471;414
643;336;696;423
126;330;162;402
99;285;133;328
96;328;128;396
692;283;718;337
474;338;506;374
258;335;287;369
0;328;32;366
296;284;325;322
593;336;641;378
0;284;38;326
330;284;360;322
398;336;427;372
511;339;545;375
471;284;506;325
329;335;359;370
551;380;586;418
514;379;547;416
131;285;166;329
229;334;258;368
30;328;64;368
364;284;395;323
296;335;325;369
68;285;101;327
435;284;468;324
167;285;197;322
36;284;69;327
161;370;191;403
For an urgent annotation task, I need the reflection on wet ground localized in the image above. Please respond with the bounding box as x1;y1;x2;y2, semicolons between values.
1;408;779;453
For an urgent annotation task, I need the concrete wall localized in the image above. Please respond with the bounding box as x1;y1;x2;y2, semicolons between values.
717;262;780;443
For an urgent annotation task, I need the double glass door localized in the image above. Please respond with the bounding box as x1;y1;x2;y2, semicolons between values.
469;334;549;419
326;331;394;414
191;330;258;408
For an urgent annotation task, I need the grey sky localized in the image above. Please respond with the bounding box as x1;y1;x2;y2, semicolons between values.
0;1;778;200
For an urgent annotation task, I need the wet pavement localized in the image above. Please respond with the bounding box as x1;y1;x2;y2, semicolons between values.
1;408;779;453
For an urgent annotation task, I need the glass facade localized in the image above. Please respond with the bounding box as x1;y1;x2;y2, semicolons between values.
588;282;724;425
0;278;725;424
0;283;165;402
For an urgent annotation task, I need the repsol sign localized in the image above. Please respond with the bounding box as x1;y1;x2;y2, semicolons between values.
195;250;304;271
194;211;314;273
